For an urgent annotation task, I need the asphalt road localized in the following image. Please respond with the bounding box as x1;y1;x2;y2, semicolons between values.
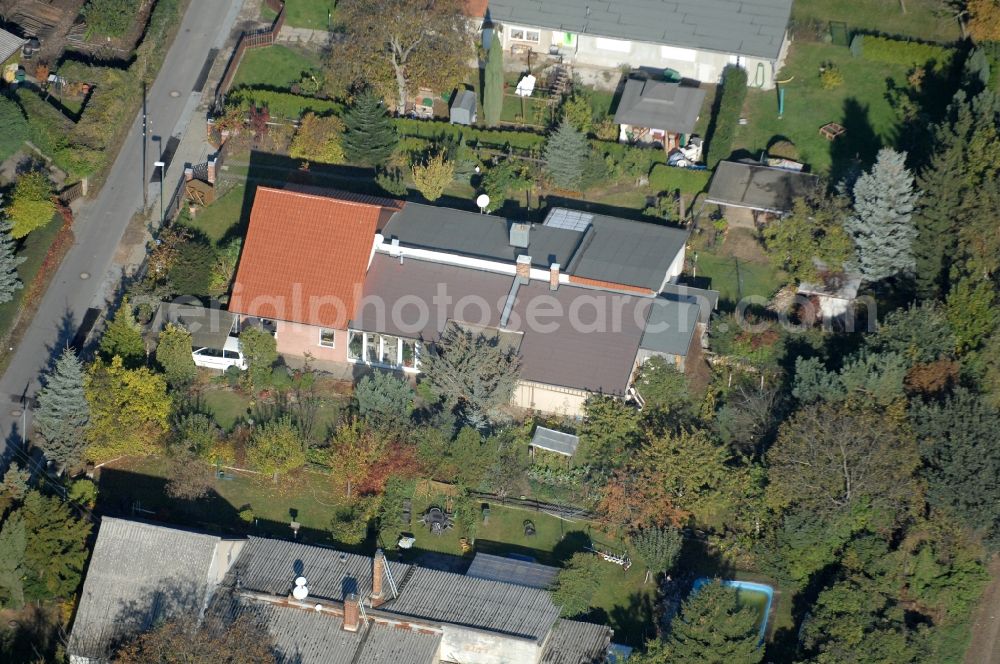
0;0;243;455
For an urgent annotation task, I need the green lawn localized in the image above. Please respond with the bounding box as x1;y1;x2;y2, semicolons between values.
792;0;961;43
735;41;909;175
177;183;248;245
198;382;348;436
264;0;336;29
232;44;323;90
96;455;348;544
692;251;784;305
199;386;251;430
501;94;557;127
0;214;63;341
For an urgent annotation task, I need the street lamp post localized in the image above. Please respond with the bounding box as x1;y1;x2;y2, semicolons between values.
154;161;165;226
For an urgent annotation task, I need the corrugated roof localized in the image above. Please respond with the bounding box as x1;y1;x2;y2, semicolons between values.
613;79;706;133
706;160;819;214
639;297;700;356
466;552;560;588
530;426;580;456
68;519;221;659
227;538;410;602
507;280;647;394
487;0;792;60
540;619;613;664
229;187;402;328
565;213;689;291
0;28;25;65
209;592;441;664
386;566;561;640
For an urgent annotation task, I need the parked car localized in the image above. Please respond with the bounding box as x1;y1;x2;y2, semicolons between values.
192;336;246;371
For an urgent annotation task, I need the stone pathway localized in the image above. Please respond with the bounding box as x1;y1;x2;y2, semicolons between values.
277;26;331;47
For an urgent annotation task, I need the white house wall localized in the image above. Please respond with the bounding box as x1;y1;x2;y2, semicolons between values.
440;624;541;664
513;380;589;417
500;27;780;89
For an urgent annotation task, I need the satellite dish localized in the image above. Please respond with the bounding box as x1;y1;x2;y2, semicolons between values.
292;576;309;600
476;194;490;213
295;576;307;587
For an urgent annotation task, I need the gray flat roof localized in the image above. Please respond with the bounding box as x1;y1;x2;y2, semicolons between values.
487;0;792;60
530;426;580;456
660;283;719;325
68;519;221;659
466;552;560;588
613;79;706;134
706;160;819;214
381;204;583;269
152;302;237;349
565;213;689;291
639;297;701;356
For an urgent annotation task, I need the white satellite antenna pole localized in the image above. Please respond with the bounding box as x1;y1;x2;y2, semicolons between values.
292;576;309;600
476;194;490;214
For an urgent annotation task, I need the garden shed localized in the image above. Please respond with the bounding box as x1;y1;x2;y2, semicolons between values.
705;160;819;227
614;77;706;150
450;89;477;125
0;28;26;65
529;426;579;457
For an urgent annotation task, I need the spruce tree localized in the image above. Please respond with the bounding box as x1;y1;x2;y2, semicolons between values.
543;119;589;190
342;90;398;166
662;580;763;664
0;218;24;304
845;148;919;283
98;298;146;368
0;512;26;609
483;36;503;127
35;347;90;471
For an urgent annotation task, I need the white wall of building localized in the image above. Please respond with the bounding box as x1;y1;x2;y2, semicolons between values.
440;624;541;664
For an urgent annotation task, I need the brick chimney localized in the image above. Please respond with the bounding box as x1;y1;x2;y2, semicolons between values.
343;593;360;632
370;549;385;607
207;158;217;185
549;263;560;291
516;255;531;285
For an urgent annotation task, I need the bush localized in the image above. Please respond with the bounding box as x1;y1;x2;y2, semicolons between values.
648;163;711;195
851;35;954;70
394;118;546;151
84;0;141;37
375;168;408;196
819;64;844;90
706;65;748;168
411;152;455;201
7;172;55;239
168;240;217;297
767;139;798;160
227;88;343;121
289;112;345;164
0;96;28;162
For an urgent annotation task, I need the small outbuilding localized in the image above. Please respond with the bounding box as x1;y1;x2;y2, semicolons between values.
466;553;559;589
705;160;820;227
0;29;26;65
614;77;706;150
450;89;477;125
798;272;862;322
529;426;579;458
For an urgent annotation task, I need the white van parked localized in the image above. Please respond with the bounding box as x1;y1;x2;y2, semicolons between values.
192;335;246;371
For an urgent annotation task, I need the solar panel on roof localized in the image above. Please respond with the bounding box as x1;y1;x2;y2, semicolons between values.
544;208;593;232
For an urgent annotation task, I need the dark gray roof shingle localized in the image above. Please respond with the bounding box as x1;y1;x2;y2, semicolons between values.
613;79;706;133
466;552;560;588
68;519;222;659
706;160;819;214
386;566;561;639
488;0;792;60
639;297;700;356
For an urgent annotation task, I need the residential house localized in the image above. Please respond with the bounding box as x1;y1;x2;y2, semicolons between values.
705;159;820;227
229;187;718;416
485;0;793;89
68;518;613;664
613;76;707;149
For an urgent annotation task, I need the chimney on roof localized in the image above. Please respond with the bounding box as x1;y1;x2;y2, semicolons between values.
370;549;385;607
184;167;194;182
343;593;360;632
509;222;530;248
549;263;560;291
207;158;217;185
516;255;531;285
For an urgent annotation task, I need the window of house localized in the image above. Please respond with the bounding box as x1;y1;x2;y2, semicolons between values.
319;329;336;348
365;333;380;364
509;27;539;42
348;331;362;361
402;339;418;368
381;336;399;366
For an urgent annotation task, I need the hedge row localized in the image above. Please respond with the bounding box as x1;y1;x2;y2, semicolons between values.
648;163;711;195
850;35;954;70
227;87;343;120
706;65;748;169
15;89;100;178
394;117;546;151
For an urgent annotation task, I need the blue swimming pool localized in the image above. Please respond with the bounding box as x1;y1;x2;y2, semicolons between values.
691;578;775;643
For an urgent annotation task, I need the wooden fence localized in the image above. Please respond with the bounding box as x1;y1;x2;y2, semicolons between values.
214;0;286;108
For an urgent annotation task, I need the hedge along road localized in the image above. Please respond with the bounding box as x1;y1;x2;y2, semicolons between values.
0;0;244;461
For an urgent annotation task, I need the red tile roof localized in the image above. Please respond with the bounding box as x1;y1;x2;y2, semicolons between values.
229;187;402;328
